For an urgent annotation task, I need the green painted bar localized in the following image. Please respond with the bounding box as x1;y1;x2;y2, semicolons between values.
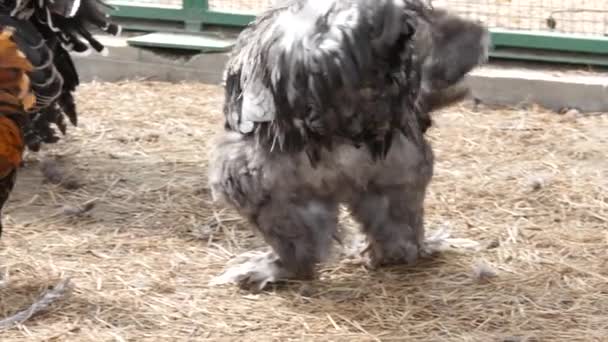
490;50;608;67
109;4;255;29
182;0;204;31
108;4;608;65
490;28;608;55
203;11;255;26
110;5;184;21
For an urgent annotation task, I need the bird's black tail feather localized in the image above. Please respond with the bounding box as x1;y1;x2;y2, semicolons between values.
4;0;121;152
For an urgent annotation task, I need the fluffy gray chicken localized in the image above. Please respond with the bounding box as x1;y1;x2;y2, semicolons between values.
208;0;489;291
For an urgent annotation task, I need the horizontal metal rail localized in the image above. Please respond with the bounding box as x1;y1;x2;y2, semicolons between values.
108;2;608;66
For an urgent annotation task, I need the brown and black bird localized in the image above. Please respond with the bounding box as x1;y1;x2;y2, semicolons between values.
0;0;120;236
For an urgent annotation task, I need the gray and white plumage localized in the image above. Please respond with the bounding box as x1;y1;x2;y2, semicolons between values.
210;0;489;291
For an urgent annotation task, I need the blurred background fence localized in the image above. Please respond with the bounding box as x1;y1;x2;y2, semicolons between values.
107;0;608;65
436;0;607;36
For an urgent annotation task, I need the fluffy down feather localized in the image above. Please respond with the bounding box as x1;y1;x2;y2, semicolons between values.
210;0;490;291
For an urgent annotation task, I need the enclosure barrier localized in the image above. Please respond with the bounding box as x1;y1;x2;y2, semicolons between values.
108;0;608;66
107;0;262;30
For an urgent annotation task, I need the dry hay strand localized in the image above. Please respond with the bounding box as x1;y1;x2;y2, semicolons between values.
0;81;606;341
0;278;72;330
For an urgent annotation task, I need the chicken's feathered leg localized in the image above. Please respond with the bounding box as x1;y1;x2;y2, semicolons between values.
347;135;480;267
350;184;428;268
212;194;339;292
347;136;434;268
208;134;339;292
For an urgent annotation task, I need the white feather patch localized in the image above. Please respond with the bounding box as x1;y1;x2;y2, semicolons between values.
276;0;337;52
61;42;74;51
238;121;255;134
69;0;81;17
10;0;25;16
241;83;276;123
115;25;123;37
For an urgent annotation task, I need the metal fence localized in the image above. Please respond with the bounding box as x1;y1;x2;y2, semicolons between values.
107;0;266;30
437;0;607;36
207;0;272;13
435;0;608;65
108;0;608;34
108;0;608;64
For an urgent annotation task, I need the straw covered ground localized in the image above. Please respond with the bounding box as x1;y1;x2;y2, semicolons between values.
0;81;607;341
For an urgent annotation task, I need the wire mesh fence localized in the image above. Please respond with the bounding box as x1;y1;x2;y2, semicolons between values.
205;0;608;36
207;0;272;12
435;0;607;36
107;0;607;36
108;0;274;12
110;0;182;8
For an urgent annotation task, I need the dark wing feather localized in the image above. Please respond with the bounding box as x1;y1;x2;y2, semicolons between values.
224;0;489;162
53;45;79;126
225;0;429;161
0;15;68;150
0;15;70;151
1;0;121;151
0;15;63;113
0;0;119;236
415;9;490;115
41;0;121;55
